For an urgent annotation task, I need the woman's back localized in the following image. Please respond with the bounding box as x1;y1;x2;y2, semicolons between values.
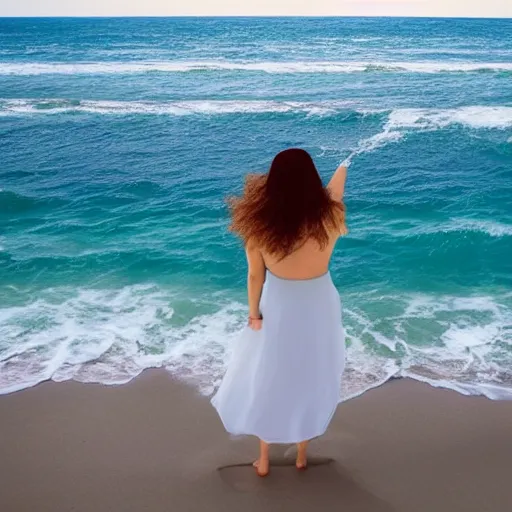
261;230;340;280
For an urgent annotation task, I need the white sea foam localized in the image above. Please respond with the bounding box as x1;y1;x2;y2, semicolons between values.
0;285;246;395
342;129;403;166
339;106;512;166
433;219;512;237
400;372;512;400
0;98;348;117
2;99;512;134
360;218;512;239
1;284;511;400
0;60;511;75
387;106;512;130
404;295;503;317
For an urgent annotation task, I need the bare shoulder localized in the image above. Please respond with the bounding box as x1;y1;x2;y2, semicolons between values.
245;237;260;253
245;237;264;262
245;238;266;276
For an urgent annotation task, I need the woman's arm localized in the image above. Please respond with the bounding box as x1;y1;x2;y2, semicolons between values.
245;239;266;329
327;164;348;202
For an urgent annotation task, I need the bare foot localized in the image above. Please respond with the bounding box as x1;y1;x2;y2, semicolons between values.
253;458;269;477
295;455;307;470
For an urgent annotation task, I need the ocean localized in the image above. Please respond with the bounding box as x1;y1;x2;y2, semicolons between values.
1;17;511;399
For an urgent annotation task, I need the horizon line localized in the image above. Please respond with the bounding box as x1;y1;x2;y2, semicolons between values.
1;15;511;20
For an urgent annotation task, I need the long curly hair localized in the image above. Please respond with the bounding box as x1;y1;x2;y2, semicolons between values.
227;148;347;259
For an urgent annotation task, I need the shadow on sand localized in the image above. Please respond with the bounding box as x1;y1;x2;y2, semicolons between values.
218;457;395;512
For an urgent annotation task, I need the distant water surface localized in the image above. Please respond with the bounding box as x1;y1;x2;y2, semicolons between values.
1;17;511;399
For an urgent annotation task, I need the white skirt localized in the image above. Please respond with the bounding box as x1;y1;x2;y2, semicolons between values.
211;270;345;444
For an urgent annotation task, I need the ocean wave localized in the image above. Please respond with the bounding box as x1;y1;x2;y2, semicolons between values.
1;284;511;400
0;60;511;75
2;99;512;131
0;98;354;117
351;218;512;240
419;218;512;238
342;129;404;166
340;105;512;165
386;106;512;130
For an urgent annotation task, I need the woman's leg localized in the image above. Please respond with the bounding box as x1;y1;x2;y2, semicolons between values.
296;440;308;469
253;439;270;476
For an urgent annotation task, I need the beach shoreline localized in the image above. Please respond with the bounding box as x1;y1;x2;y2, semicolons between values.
1;369;511;512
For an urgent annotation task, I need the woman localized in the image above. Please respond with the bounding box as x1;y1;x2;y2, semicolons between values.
211;148;348;477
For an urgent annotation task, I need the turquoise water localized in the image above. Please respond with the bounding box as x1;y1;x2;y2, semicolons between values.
1;17;511;398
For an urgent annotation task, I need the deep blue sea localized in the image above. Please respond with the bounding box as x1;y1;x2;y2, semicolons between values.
1;17;511;399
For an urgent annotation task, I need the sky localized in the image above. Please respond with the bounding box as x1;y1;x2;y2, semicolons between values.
0;0;510;18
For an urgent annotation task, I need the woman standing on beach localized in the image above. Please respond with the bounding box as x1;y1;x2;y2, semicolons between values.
211;148;348;477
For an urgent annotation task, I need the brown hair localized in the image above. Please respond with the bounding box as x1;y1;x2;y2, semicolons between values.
227;148;347;259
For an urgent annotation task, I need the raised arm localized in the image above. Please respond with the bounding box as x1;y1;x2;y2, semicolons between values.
245;239;266;330
327;164;348;202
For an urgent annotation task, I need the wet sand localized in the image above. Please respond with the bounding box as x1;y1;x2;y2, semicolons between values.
1;370;511;512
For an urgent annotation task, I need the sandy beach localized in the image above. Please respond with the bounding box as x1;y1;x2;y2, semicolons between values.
1;370;511;512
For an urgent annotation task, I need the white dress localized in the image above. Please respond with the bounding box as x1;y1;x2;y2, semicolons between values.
211;270;345;444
